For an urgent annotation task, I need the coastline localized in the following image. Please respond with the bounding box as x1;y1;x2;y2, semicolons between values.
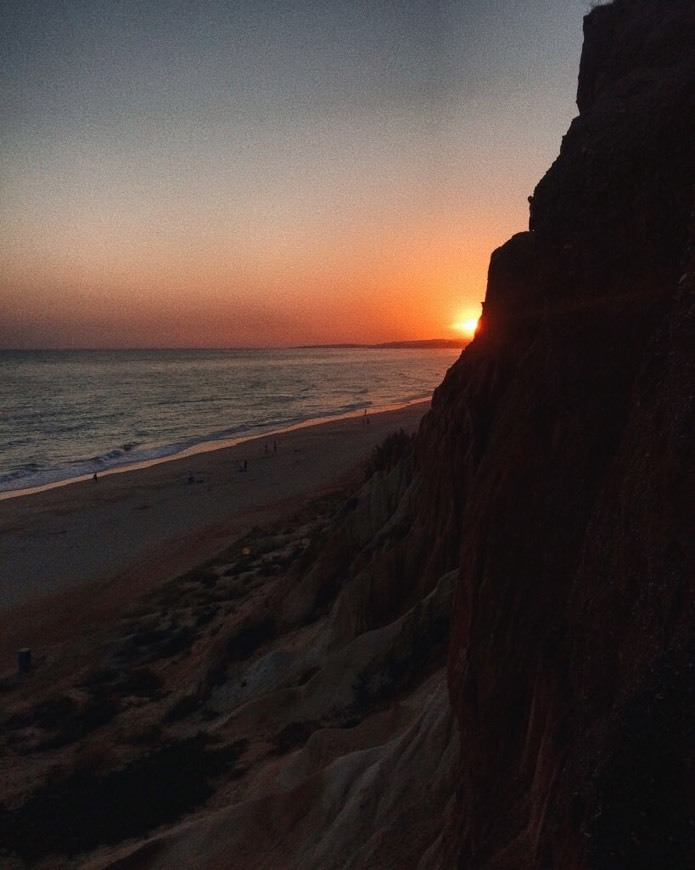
0;397;432;502
0;345;460;501
0;400;428;666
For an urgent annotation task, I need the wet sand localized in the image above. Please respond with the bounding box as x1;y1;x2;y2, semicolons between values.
0;401;428;667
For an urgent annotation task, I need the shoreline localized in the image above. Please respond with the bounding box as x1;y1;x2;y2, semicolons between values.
0;397;430;502
0;400;429;663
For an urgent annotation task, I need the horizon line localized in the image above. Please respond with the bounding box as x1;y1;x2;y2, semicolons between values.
0;338;470;353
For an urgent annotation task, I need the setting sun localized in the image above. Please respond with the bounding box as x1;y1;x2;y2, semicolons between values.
452;317;480;339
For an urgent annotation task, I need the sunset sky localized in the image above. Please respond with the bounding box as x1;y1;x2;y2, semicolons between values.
1;1;584;349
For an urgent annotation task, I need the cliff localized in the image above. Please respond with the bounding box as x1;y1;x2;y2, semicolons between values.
434;0;694;865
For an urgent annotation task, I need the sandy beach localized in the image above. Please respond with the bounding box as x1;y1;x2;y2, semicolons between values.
0;401;428;669
0;396;457;868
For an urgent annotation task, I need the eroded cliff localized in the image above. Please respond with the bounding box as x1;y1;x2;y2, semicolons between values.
434;0;694;865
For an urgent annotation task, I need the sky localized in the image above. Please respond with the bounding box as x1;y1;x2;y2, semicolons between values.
1;1;586;349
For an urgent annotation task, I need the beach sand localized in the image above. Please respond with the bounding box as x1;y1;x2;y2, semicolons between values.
0;401;428;670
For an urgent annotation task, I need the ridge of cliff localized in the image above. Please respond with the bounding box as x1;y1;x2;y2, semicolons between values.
428;0;694;866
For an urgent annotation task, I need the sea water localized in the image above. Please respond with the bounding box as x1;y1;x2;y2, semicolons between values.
0;347;460;494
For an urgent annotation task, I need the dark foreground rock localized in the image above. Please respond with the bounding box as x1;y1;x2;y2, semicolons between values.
438;1;694;865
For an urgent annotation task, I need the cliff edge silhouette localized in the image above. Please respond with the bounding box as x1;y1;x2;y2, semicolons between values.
434;0;694;864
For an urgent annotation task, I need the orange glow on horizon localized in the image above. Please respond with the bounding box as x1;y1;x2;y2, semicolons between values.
1;3;585;351
1;219;500;348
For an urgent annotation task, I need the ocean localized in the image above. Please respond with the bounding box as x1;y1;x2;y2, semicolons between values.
0;347;460;495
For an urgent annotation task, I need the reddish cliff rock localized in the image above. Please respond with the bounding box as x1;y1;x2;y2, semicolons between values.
432;0;695;866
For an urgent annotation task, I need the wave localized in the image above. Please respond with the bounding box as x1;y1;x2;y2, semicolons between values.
0;398;419;496
0;347;458;496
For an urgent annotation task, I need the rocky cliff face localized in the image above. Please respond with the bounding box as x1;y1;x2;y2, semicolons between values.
428;0;694;866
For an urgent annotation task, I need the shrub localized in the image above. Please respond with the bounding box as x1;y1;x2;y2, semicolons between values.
364;429;414;480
